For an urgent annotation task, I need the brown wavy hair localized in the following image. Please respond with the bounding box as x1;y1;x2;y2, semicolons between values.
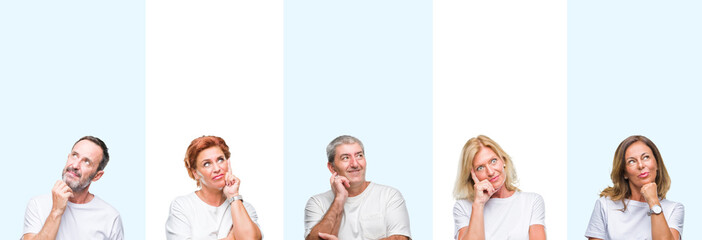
600;135;671;211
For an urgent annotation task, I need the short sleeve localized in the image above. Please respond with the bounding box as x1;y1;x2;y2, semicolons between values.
668;202;684;237
585;198;607;239
23;198;43;235
452;200;470;240
242;201;260;225
384;189;411;238
110;214;125;240
303;197;326;238
530;194;545;226
166;199;192;240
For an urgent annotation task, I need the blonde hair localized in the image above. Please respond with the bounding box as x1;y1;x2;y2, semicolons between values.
453;135;519;200
600;135;671;211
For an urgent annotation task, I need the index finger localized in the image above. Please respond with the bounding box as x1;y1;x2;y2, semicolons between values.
227;158;233;174
470;169;479;183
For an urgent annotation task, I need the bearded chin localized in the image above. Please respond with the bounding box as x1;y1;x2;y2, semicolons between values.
62;171;94;192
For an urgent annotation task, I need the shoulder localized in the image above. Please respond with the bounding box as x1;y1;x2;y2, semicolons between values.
453;199;472;213
310;189;335;202
169;192;199;211
660;198;684;210
368;182;404;197
307;190;335;206
517;191;543;201
91;196;121;217
27;194;51;206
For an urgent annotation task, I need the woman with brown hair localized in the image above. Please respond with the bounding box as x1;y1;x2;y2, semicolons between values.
166;136;262;240
453;135;545;240
585;135;684;240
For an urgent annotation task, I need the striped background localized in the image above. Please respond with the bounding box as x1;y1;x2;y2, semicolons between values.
2;0;700;239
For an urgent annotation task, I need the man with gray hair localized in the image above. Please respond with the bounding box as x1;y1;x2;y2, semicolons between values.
22;136;124;240
304;135;411;240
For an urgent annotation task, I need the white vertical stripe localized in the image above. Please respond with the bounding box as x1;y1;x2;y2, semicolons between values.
146;1;283;239
434;0;567;239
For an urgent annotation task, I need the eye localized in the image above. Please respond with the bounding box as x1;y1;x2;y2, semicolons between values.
490;158;498;164
627;159;636;165
72;153;78;158
83;159;90;165
203;162;210;167
356;153;364;158
341;156;349;161
217;157;225;162
643;155;650;160
476;166;484;171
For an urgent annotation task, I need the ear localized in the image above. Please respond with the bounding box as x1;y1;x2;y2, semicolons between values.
91;170;105;182
191;168;201;181
327;162;337;174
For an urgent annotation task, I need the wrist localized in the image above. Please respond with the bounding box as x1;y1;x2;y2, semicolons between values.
333;195;347;205
49;208;64;219
228;194;243;204
647;198;660;208
472;201;485;210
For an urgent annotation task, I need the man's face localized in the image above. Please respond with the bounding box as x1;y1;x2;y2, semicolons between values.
329;143;366;185
62;140;104;192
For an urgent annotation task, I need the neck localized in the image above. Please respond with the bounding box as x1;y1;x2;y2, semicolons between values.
197;186;226;206
490;184;515;199
348;181;370;197
69;188;93;204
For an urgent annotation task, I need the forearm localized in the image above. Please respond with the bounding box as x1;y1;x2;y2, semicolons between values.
306;198;344;240
24;211;62;240
229;201;261;240
650;214;675;240
380;235;409;240
528;224;546;240
463;204;485;240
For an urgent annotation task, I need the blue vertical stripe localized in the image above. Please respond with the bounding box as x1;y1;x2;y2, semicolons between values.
284;0;433;238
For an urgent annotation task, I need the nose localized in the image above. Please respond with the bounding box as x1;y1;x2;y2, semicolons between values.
67;158;80;170
213;162;222;172
486;165;495;176
349;156;359;168
637;160;644;169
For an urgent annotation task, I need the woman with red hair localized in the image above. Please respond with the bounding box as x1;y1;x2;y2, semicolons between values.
166;136;262;240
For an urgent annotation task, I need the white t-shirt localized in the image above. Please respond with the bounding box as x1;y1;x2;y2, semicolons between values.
304;182;412;240
585;196;684;240
23;194;124;240
165;192;259;240
453;191;545;240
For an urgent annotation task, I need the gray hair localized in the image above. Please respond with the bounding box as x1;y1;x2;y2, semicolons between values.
326;135;364;163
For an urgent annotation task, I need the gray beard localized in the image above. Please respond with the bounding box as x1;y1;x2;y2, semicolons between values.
62;170;95;192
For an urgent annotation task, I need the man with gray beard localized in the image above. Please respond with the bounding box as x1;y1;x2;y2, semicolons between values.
22;136;123;240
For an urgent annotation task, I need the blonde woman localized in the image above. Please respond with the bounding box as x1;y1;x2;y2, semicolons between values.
585;135;684;240
453;135;545;240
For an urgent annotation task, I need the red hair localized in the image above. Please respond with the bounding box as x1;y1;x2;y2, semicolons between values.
184;136;231;186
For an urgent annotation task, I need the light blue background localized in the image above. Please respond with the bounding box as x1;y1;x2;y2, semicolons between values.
0;0;145;239
284;0;432;239
568;0;701;239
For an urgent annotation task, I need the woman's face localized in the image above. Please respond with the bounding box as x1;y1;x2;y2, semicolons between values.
623;141;658;190
472;146;506;189
192;146;229;190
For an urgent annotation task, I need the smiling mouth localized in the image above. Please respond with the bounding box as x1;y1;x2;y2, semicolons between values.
639;172;649;178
